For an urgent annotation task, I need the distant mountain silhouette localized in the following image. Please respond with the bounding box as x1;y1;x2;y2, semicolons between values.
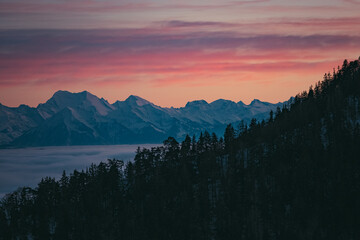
1;58;359;239
0;92;283;147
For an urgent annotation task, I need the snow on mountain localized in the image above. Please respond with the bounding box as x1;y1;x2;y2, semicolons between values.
247;99;283;117
0;91;285;147
125;95;153;107
37;90;114;119
111;96;172;132
0;103;43;145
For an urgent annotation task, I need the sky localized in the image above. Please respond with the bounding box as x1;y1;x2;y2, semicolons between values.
0;0;360;107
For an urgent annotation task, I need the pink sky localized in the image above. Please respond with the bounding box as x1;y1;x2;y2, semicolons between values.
0;0;360;107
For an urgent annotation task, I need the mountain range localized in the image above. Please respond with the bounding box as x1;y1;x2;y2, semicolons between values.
0;91;284;147
2;59;360;239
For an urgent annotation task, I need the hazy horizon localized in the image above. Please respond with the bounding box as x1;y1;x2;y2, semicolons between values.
1;0;360;108
1;90;287;109
0;144;159;197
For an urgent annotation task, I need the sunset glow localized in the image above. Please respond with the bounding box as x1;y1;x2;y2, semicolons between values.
1;0;360;107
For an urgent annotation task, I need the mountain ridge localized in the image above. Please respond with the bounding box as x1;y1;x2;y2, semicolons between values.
2;58;360;239
0;91;285;147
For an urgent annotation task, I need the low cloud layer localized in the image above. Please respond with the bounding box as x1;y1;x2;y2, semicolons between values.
0;144;158;197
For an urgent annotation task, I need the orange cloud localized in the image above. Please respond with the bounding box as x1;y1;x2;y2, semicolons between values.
0;24;359;107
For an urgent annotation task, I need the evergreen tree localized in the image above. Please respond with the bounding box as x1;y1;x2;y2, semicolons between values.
1;57;360;239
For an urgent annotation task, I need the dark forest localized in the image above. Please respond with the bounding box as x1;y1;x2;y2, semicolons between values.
1;58;360;240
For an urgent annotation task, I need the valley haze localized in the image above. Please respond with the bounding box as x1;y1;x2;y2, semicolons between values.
0;144;158;197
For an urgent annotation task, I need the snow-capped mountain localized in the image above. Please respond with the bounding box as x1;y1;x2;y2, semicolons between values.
0;91;285;147
37;90;115;119
0;104;43;145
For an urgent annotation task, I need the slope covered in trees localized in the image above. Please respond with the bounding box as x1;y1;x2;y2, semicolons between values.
1;58;360;239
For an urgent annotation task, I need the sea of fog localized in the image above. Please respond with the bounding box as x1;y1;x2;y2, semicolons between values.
0;144;159;198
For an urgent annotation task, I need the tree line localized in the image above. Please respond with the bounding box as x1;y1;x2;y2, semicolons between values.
1;58;360;239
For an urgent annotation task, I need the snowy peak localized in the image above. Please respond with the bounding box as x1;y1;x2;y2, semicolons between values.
185;100;208;108
249;99;276;108
51;90;87;107
0;90;285;147
37;90;114;119
125;95;153;107
210;99;238;108
237;100;245;106
250;99;263;105
81;91;114;115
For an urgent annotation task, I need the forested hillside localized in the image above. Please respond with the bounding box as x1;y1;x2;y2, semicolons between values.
1;58;360;239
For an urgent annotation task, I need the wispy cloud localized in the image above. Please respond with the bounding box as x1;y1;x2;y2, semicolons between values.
1;28;358;90
1;0;359;107
0;2;151;14
343;0;360;4
2;28;359;54
0;0;271;14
